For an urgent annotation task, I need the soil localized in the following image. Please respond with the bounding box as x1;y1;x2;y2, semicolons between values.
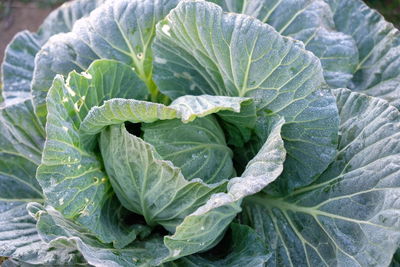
0;2;53;62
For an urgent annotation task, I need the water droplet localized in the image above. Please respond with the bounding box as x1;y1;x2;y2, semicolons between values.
65;85;76;96
172;249;181;257
154;56;167;64
81;72;92;79
162;24;171;36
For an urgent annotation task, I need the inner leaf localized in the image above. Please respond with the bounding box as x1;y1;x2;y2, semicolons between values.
142;116;234;183
100;124;226;231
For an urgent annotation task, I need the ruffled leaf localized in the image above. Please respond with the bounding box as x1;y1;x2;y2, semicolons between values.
242;89;400;266
79;95;252;135
209;0;358;88
153;0;339;193
33;204;169;267
162;116;286;262
325;0;400;108
100;124;226;231
31;0;180;121
0;0;104;103
36;60;148;247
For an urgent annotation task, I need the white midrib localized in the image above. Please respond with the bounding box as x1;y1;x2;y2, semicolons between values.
247;193;392;229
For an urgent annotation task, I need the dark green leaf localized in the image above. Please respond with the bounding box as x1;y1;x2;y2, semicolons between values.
242;89;400;266
0;0;104;103
209;0;359;88
0;202;86;265
325;0;400;108
170;223;270;267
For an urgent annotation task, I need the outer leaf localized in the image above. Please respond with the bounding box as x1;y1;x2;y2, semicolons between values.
152;0;339;192
242;89;400;266
209;0;358;88
0;0;104;103
31;0;180;121
0;202;86;265
0;99;44;203
33;204;169;267
0;99;84;264
100;124;226;231
36;0;105;41
0;32;40;103
169;223;270;267
325;0;400;108
162;116;286;262
259;90;339;194
36;60;148;247
0;98;86;265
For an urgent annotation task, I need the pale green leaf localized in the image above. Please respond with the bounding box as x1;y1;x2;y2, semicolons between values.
163;194;241;262
209;0;358;88
100;123;226;231
80;99;177;135
142;116;234;183
0;99;81;264
162;116;286;262
36;60;148;247
80;95;252;183
31;0;180;121
242;89;400;266
79;95;251;135
152;0;339;192
169;95;251;123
